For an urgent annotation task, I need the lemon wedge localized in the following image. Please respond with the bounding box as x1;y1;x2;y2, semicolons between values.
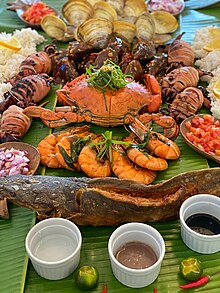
151;11;179;34
208;27;220;38
0;37;21;52
213;78;220;98
203;37;220;52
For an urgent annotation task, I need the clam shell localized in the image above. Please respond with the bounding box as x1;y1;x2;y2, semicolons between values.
93;1;117;22
105;0;124;16
77;18;113;49
135;11;155;41
41;15;67;41
113;20;136;43
123;0;147;18
86;0;101;5
62;0;94;27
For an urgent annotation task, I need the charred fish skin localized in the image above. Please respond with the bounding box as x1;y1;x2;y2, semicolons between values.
0;175;90;218
1;168;220;226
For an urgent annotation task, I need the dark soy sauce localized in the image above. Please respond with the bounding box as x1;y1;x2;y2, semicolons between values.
186;213;220;235
115;241;158;269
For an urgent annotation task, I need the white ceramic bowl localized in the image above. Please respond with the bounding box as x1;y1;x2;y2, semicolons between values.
108;222;165;288
25;218;82;280
179;194;220;254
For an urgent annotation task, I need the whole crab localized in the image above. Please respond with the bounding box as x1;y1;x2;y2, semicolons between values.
23;61;178;138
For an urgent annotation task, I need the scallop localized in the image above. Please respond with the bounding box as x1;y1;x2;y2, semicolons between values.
113;20;136;43
93;1;117;22
105;0;124;16
123;0;147;18
135;12;155;41
62;0;94;27
77;18;113;49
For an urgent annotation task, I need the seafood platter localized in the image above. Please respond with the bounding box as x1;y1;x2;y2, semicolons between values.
0;0;220;292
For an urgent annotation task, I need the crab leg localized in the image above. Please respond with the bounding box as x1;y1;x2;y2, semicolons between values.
143;74;162;113
23;105;90;128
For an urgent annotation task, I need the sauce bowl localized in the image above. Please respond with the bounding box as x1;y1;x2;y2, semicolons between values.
179;194;220;254
25;218;82;280
108;222;165;288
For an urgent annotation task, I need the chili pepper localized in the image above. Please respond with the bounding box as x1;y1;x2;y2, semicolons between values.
154;288;157;293
179;275;209;289
102;284;107;293
179;270;220;289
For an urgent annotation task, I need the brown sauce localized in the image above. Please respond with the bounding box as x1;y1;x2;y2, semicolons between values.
115;241;158;269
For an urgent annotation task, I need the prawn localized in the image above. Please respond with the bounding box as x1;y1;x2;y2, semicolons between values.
126;147;168;171
111;145;156;185
78;145;112;178
147;132;180;160
37;126;91;169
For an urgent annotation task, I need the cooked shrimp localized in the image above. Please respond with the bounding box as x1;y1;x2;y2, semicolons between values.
126;147;168;171
111;146;156;185
37;126;91;169
147;132;180;160
78;145;112;178
37;133;65;168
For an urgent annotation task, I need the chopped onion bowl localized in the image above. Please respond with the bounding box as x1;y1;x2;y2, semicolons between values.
0;147;30;176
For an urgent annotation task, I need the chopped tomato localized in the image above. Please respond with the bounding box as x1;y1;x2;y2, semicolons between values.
185;114;220;155
22;2;56;25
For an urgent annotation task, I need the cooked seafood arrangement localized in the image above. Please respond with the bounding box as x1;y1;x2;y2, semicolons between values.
0;168;220;226
0;0;217;226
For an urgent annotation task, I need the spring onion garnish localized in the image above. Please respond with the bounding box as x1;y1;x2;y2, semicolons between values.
90;131;130;163
85;59;133;92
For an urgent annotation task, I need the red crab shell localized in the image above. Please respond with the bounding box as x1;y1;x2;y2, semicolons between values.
56;74;154;127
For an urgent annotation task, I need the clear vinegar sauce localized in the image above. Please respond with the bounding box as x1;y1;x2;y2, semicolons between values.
34;234;76;262
115;241;158;269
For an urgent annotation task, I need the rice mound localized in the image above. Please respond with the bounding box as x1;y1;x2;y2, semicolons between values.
0;28;45;102
192;27;220;118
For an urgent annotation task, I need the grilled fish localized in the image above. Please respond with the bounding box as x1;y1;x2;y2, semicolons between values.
0;168;220;226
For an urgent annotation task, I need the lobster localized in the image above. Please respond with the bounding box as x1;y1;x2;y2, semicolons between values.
0;73;52;114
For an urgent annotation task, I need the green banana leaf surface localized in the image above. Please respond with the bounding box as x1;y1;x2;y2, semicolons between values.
0;1;220;293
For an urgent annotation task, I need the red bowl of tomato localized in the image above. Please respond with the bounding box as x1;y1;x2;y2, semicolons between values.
180;113;220;164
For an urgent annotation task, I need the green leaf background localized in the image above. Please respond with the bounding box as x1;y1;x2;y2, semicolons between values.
0;1;220;292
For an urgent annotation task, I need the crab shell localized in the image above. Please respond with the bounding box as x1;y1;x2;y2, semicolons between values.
56;74;153;127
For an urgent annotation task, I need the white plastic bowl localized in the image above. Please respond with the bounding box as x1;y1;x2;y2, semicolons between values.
179;194;220;254
25;218;82;280
108;222;165;288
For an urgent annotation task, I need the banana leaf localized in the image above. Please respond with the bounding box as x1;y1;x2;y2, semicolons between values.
0;1;220;293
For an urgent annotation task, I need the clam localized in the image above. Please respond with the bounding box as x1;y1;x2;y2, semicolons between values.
86;0;101;6
105;0;124;16
41;15;76;42
123;0;147;18
62;0;94;27
93;1;117;22
113;20;136;43
135;12;155;41
77;18;113;49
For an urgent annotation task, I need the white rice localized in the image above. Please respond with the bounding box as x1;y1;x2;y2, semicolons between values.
0;28;45;102
191;26;218;59
192;27;220;118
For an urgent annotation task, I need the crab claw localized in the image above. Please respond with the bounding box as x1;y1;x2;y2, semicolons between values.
143;74;162;113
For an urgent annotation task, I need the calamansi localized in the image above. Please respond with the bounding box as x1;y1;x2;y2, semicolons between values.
180;257;203;281
0;37;21;51
75;265;99;290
